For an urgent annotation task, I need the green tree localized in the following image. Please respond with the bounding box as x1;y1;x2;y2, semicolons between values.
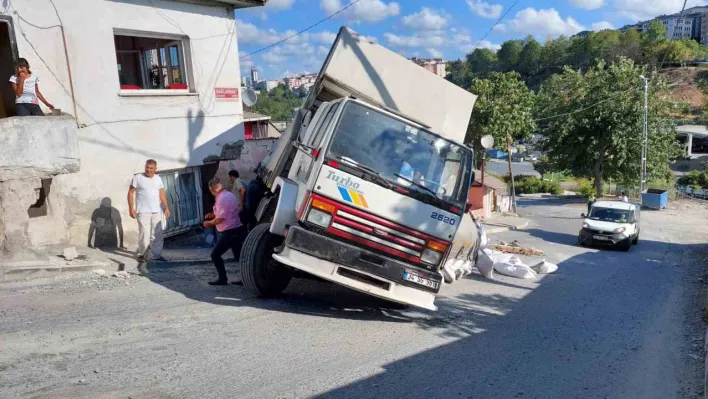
250;85;305;121
446;59;473;88
536;58;682;196
519;37;542;75
466;72;536;168
532;155;555;180
497;40;524;72
466;48;498;78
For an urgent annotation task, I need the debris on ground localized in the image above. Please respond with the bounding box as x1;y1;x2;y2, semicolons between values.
476;250;557;280
529;260;558;274
92;269;107;276
63;247;79;261
489;243;544;256
112;271;130;279
493;255;538;279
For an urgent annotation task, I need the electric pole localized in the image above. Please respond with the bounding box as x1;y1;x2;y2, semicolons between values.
639;75;649;200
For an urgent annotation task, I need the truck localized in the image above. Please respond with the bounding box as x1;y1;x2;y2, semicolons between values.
239;26;478;311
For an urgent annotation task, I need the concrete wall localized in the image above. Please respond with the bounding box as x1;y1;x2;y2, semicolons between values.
213;139;277;185
0;116;80;257
1;0;250;247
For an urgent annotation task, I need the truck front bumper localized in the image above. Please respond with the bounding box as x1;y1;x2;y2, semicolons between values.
272;226;442;311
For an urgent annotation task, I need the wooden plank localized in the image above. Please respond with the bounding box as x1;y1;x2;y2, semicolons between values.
488;244;544;256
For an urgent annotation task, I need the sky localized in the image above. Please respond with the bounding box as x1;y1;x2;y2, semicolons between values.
235;0;704;80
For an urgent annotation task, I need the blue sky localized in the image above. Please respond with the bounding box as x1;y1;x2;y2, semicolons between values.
235;0;700;80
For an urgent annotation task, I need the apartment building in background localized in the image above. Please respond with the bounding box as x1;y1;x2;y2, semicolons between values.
409;57;447;78
0;0;270;256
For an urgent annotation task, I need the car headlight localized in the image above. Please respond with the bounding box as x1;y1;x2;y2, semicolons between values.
421;248;443;266
614;227;626;234
582;223;589;229
306;208;332;228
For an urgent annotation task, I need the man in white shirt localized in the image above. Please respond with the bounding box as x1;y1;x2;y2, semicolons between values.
127;159;171;262
620;191;629;202
228;169;246;212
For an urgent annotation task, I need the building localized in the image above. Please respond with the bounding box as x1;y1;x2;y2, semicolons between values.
250;67;259;86
640;12;703;42
285;73;316;91
255;79;280;92
409;57;447;78
467;170;510;219
0;0;268;256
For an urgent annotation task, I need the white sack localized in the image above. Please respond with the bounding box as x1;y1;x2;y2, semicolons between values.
493;258;538;279
530;260;558;274
475;250;495;279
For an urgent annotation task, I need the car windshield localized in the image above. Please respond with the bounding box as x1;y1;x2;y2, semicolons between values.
589;207;632;223
327;102;473;208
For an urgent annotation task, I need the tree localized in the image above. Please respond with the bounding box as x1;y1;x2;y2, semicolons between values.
518;37;542;75
532;156;555;180
466;48;498;78
536;58;682;197
466;72;536;168
497;40;524;72
446;59;473;89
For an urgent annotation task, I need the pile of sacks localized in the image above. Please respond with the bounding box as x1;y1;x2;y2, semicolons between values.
476;248;557;280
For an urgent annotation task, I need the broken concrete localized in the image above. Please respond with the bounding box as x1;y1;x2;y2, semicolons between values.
0;116;80;257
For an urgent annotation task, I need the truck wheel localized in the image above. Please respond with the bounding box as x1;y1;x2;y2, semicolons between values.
240;223;292;297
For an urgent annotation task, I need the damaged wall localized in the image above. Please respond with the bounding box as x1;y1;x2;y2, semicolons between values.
0;117;79;258
213;139;277;186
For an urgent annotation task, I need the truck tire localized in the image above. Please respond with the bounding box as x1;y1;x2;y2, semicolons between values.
240;223;292;297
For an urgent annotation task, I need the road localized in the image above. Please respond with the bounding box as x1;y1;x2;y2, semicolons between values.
1;198;707;398
485;158;539;177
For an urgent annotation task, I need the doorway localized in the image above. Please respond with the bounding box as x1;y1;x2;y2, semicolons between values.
0;16;19;119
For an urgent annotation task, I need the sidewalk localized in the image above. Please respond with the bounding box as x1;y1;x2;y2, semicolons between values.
483;214;530;234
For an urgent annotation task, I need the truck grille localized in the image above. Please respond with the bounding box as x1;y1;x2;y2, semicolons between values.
331;210;425;259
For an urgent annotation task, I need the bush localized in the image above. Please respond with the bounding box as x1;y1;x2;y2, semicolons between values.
677;170;708;189
576;178;595;197
504;175;562;195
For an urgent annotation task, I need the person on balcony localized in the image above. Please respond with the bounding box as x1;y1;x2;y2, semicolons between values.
8;58;54;116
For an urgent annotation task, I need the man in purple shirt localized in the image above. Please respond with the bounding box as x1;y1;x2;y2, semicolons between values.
203;178;247;285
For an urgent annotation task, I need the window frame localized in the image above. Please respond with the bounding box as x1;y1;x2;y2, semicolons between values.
113;29;194;97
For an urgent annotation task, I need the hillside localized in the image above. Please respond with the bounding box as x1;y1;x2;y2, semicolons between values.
662;67;707;121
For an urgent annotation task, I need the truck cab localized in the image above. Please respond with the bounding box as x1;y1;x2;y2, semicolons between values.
238;27;478;311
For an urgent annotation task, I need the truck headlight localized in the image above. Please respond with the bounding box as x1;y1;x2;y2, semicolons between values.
306;208;332;228
614;227;626;234
421;248;443;266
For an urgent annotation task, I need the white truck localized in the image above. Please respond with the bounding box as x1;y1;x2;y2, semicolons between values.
240;26;478;311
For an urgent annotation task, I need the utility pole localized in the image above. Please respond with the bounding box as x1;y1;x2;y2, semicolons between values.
639;75;649;201
506;133;517;213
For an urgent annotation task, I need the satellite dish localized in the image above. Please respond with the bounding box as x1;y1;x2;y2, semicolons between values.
242;88;258;107
480;135;494;149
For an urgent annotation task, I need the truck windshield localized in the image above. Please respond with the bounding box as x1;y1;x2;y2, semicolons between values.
327;101;472;208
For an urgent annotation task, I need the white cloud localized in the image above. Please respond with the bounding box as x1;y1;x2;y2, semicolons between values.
240;52;255;69
591;21;615;31
569;0;605;10
265;0;295;11
237;20;311;46
262;51;287;64
614;0;707;21
426;48;443;58
466;0;503;19
320;0;400;22
384;32;445;48
402;7;448;30
496;8;585;37
313;31;337;44
318;45;330;56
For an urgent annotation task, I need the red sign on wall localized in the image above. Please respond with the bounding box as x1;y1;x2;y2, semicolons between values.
215;87;240;101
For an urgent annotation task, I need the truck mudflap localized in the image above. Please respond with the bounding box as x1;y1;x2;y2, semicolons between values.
273;226;442;311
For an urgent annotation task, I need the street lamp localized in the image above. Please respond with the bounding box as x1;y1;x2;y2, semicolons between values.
639;75;649;199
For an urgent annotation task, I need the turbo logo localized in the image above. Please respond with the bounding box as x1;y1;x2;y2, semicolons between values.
327;171;369;208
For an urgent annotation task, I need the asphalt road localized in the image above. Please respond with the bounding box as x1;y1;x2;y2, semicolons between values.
485;159;540;177
1;198;707;399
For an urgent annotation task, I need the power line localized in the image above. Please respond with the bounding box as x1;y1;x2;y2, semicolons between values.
239;0;361;59
469;0;522;53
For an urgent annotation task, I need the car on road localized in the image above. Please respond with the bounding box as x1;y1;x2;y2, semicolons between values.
577;200;640;251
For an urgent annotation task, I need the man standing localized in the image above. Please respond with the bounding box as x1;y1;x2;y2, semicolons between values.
203;178;247;285
620;191;629;202
128;159;170;262
244;174;267;231
228;169;246;212
587;192;596;214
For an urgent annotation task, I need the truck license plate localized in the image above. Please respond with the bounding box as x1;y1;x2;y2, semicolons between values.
402;271;439;289
593;235;610;241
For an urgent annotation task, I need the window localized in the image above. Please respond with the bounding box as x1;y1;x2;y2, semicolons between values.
114;32;190;91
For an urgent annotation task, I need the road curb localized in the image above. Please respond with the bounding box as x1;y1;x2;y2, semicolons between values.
484;220;530;234
0;260;119;283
